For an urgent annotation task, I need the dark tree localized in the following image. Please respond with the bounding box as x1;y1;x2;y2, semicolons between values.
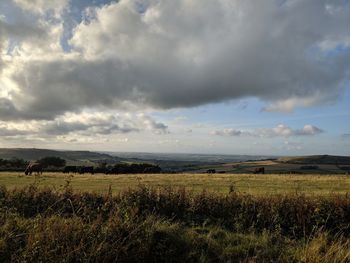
38;156;66;168
0;158;28;168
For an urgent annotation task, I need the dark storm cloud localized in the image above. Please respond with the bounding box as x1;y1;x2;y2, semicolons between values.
0;98;20;120
1;0;350;120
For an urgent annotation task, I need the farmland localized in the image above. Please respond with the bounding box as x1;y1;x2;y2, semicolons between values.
0;172;349;195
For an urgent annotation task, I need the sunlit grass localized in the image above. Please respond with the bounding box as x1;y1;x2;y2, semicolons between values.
0;172;349;195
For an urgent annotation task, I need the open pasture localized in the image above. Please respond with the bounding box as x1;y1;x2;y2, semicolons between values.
0;172;349;195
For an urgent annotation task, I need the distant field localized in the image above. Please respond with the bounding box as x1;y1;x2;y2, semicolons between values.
0;172;349;195
193;159;350;174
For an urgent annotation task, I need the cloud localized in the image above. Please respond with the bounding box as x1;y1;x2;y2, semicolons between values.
0;112;168;140
0;125;30;137
1;0;350;121
341;133;350;139
13;0;68;16
41;112;140;136
139;114;169;134
0;18;47;75
211;129;246;137
298;124;323;136
264;124;323;137
212;124;323;138
262;96;330;113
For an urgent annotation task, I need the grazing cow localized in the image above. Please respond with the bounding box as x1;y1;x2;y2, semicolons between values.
206;169;216;174
78;166;94;174
63;166;77;174
25;162;43;175
254;167;265;174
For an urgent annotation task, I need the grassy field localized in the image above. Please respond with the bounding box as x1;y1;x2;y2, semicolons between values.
1;184;350;262
0;172;349;195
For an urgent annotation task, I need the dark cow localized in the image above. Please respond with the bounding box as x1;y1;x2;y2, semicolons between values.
143;166;162;174
254;167;265;174
25;162;43;175
78;166;94;174
93;167;109;174
207;169;216;174
63;166;77;174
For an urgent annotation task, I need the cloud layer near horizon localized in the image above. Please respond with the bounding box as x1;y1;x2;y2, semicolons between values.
212;124;323;138
0;0;350;122
0;111;168;144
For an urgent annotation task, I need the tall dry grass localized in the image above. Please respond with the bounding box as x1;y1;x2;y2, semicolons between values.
0;184;349;262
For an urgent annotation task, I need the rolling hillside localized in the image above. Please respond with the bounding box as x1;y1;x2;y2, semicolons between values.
1;149;349;173
191;155;350;174
276;155;350;165
0;148;121;165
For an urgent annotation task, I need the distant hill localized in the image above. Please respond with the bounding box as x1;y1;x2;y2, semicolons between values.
1;149;349;172
105;152;277;172
107;152;275;163
277;155;350;165
0;148;121;166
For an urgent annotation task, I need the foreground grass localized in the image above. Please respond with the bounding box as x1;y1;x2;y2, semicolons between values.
0;185;349;262
0;172;349;195
2;214;349;262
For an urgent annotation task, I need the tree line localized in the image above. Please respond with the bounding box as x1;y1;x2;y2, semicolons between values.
0;158;28;170
0;156;162;174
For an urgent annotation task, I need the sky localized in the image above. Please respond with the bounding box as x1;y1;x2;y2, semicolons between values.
0;0;349;156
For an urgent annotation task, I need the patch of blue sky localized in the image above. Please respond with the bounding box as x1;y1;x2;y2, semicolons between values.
151;85;349;136
134;1;148;14
150;98;274;132
0;1;36;24
0;2;16;23
61;0;117;52
288;87;350;136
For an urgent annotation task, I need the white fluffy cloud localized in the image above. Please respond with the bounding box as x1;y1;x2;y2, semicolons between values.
0;0;350;122
268;124;323;137
0;111;168;141
213;124;323;138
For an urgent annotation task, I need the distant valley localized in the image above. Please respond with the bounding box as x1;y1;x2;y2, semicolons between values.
0;148;349;173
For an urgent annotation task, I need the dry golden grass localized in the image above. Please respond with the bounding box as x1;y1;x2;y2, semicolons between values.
0;172;349;195
298;233;350;263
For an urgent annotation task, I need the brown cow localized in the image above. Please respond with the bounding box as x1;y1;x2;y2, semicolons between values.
25;162;43;175
254;167;265;174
